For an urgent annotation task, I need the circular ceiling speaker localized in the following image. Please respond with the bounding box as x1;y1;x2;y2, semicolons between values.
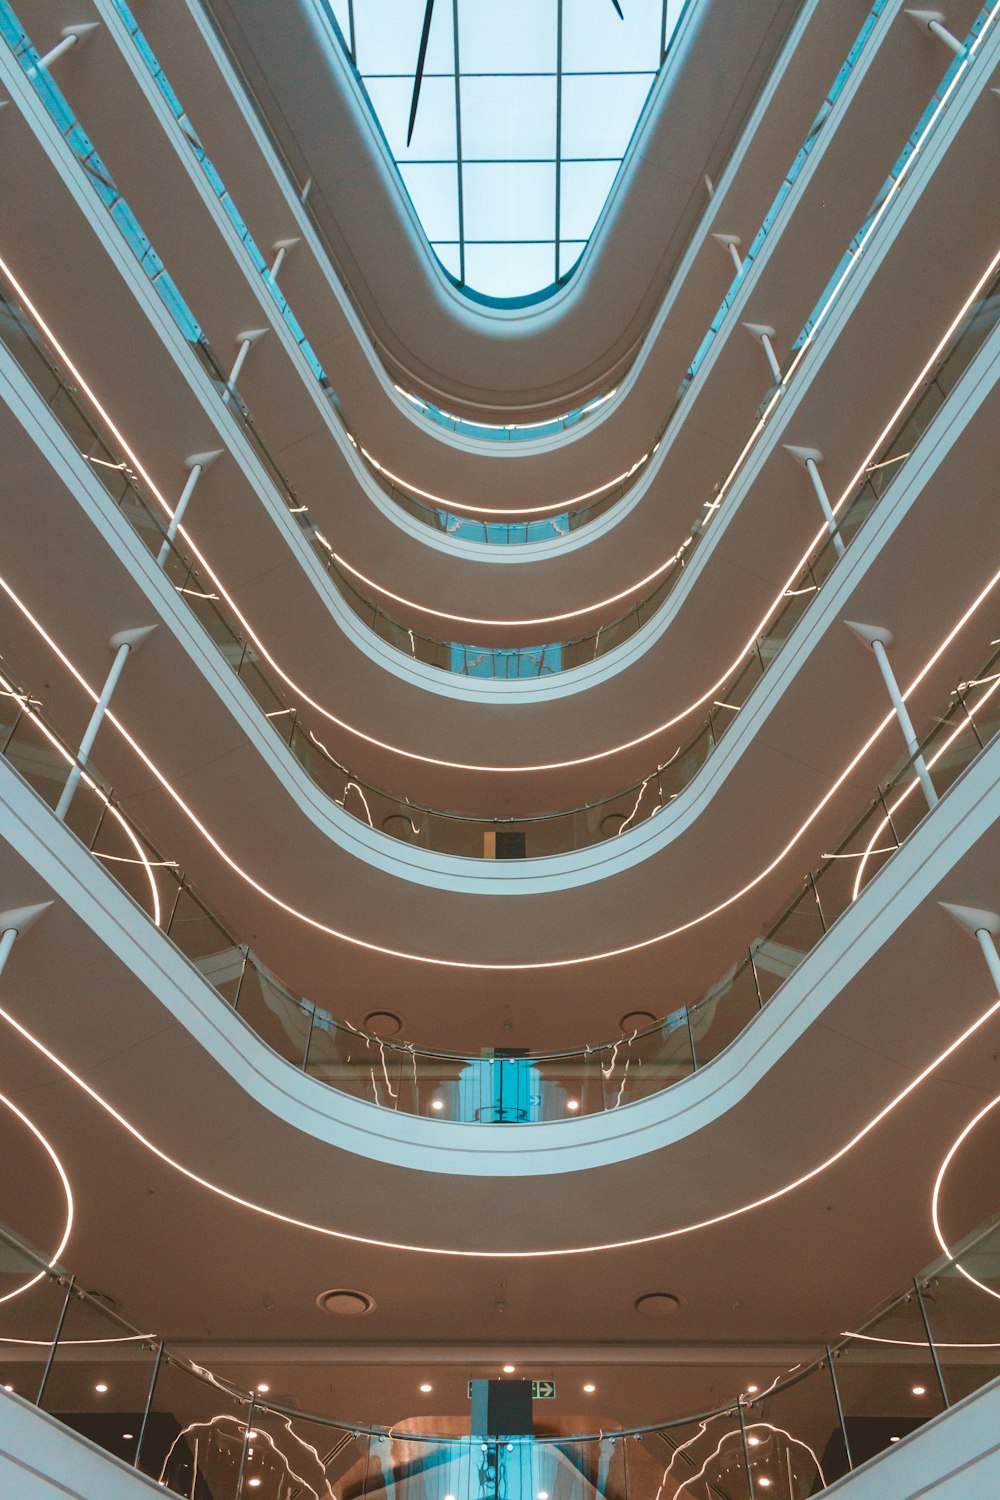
316;1289;376;1316
634;1293;683;1319
620;1010;657;1033
363;1010;403;1036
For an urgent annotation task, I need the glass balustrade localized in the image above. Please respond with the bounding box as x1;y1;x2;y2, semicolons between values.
1;608;997;1130
4;1204;1000;1498
4;0;983;564
0;254;995;856
0;0;990;697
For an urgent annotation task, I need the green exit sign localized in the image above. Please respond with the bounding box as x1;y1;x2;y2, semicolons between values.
467;1381;556;1399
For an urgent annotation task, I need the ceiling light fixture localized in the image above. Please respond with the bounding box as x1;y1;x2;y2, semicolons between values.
420;1383;433;1393
94;1383;108;1394
0;1089;73;1304
4;963;1000;1257
911;1385;926;1396
746;1384;759;1394
431;1099;444;1111
583;1383;596;1393
256;1383;269;1394
9;559;996;976
566;1100;580;1112
5;245;997;789
503;1364;515;1373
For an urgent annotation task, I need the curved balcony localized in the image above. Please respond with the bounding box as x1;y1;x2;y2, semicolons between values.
0;251;994;863
0;602;996;1127
3;0;983;540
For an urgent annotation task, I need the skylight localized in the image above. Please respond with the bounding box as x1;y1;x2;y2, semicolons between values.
322;0;688;302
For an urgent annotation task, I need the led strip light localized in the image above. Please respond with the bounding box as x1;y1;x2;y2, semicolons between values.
3;245;998;783
0;967;997;1257
0;1089;73;1303
0;544;997;969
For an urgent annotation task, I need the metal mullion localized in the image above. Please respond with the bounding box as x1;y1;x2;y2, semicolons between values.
555;0;563;282
347;0;356;62
660;0;669;62
452;0;465;283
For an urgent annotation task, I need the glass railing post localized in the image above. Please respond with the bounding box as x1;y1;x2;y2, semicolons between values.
749;947;764;1009
133;1339;164;1472
809;869;827;933
231;948;250;1013
735;1398;754;1494
302;1006;316;1071
685;1008;698;1071
234;1390;256;1497
913;1277;950;1407
825;1346;853;1471
35;1276;74;1407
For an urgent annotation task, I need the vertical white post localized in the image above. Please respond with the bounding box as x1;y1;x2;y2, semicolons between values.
905;10;966;56
711;232;744;276
223;328;269;406
269;237;300;282
33;23;100;71
0;906;51;977
156;450;222;567
743;323;783;387
54;626;156;822
783;446;846;558
845;622;938;808
940;906;1000;993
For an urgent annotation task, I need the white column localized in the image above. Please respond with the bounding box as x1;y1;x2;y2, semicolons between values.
156;450;222;567
223;328;269;405
742;322;783;387
710;232;743;276
846;622;938;808
33;22;100;71
0;906;51;976
269;237;301;281
54;626;156;822
940;905;1000;992
783;445;846;558
906;10;966;56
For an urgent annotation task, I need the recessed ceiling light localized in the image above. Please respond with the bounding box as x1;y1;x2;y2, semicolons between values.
912;1385;927;1396
583;1383;596;1393
538;1491;550;1498
94;1383;108;1394
748;1436;760;1447
634;1292;683;1319
746;1384;759;1394
566;1100;580;1112
248;1480;262;1489
890;1436;901;1443
503;1364;515;1373
758;1480;772;1490
431;1100;444;1111
317;1288;376;1316
122;1433;133;1440
256;1383;270;1394
420;1383;433;1393
247;1431;259;1440
363;1010;403;1036
2;1385;12;1393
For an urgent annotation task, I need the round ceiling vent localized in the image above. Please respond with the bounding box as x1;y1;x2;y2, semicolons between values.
620;1010;657;1034
316;1289;376;1316
363;1010;403;1036
634;1292;683;1319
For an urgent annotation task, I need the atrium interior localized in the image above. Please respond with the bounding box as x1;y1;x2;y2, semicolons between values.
0;0;1000;1497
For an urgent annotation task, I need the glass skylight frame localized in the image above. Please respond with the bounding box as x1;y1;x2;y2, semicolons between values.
321;0;691;304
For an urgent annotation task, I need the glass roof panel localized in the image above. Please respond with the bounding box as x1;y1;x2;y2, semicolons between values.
326;0;689;302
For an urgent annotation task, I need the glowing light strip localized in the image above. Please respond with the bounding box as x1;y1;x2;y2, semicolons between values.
849;667;1000;904
0;671;161;926
355;12;997;525
1;242;997;780
931;1088;1000;1302
3;541;996;971
3;967;999;1256
0;1090;73;1303
359;442;649;518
